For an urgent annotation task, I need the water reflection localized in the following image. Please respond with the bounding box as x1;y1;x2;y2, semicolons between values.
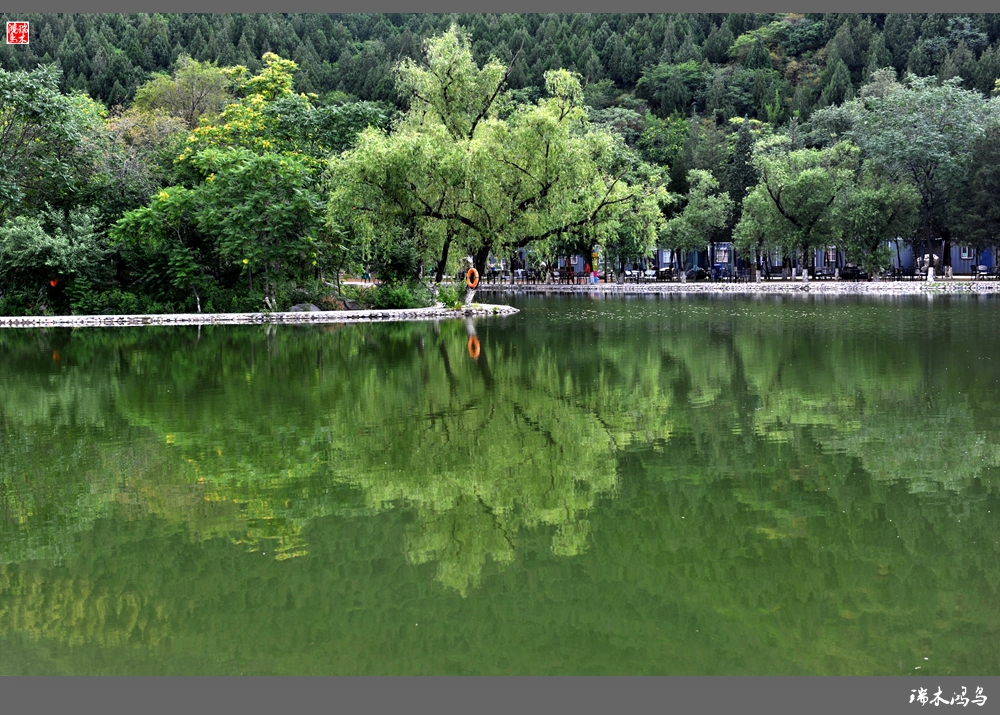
0;321;618;594
0;296;998;674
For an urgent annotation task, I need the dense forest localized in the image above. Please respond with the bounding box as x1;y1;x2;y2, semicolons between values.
5;13;1000;113
2;13;1000;314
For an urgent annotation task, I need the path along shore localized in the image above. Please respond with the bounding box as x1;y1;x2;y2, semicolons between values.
0;304;518;329
5;280;998;328
475;278;1000;297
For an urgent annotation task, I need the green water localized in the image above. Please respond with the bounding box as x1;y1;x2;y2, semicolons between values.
1;294;998;675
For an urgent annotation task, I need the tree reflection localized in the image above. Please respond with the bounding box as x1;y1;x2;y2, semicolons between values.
1;321;619;594
1;295;999;636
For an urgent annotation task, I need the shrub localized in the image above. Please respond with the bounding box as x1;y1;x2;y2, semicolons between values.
67;281;141;315
369;284;415;309
0;208;110;314
0;209;108;288
436;283;464;309
364;281;433;309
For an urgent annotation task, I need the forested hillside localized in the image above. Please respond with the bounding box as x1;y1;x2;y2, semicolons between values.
1;14;1000;316
3;13;1000;117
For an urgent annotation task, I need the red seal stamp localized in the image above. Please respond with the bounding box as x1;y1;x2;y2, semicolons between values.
7;22;29;45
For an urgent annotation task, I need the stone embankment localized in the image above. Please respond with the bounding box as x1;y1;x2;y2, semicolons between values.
477;280;1000;296
0;304;519;329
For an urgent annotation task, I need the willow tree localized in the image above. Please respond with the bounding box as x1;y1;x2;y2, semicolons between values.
327;25;665;297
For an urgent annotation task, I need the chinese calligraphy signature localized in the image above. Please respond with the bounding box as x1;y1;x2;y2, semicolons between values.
911;687;987;707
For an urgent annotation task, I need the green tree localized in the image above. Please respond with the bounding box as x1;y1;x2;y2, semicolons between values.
743;36;773;71
0;208;108;313
109;185;209;312
862;33;893;82
88;107;188;227
635;61;710;118
972;45;1000;96
954;125;1000;263
849;76;997;275
111;51;380;312
725;118;759;240
703;23;734;64
587;107;646;149
192;148;326;309
906;40;935;78
820;57;854;106
131;54;234;129
328;26;666;295
0;65;104;220
660;169;733;272
734;139;858;277
636;115;689;167
839;168;920;274
395;24;512;144
112;146;327;312
884;14;918;71
675;33;702;64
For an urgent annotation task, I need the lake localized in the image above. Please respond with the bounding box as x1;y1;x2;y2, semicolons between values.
1;293;998;675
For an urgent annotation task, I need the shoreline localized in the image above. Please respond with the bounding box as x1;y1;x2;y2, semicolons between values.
0;304;519;329
476;280;1000;296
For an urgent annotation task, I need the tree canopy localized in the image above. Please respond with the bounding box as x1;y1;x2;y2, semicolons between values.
3;14;1000;314
327;26;667;284
848;75;1000;259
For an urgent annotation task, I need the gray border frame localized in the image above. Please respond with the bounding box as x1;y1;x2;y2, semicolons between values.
1;677;997;714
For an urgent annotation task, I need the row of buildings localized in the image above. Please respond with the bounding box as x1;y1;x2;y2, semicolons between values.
541;240;998;278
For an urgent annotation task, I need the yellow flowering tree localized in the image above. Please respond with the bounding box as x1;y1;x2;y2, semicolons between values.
112;53;388;311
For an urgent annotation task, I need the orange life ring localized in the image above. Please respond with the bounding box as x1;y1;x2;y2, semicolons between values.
467;335;481;360
466;267;480;289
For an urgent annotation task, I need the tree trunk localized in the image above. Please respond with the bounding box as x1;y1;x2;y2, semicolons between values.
941;227;952;278
922;205;933;278
467;243;491;305
473;243;491;278
264;267;275;310
434;232;453;283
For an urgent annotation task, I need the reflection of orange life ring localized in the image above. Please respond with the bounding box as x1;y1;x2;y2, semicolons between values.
466;267;480;289
467;335;481;360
